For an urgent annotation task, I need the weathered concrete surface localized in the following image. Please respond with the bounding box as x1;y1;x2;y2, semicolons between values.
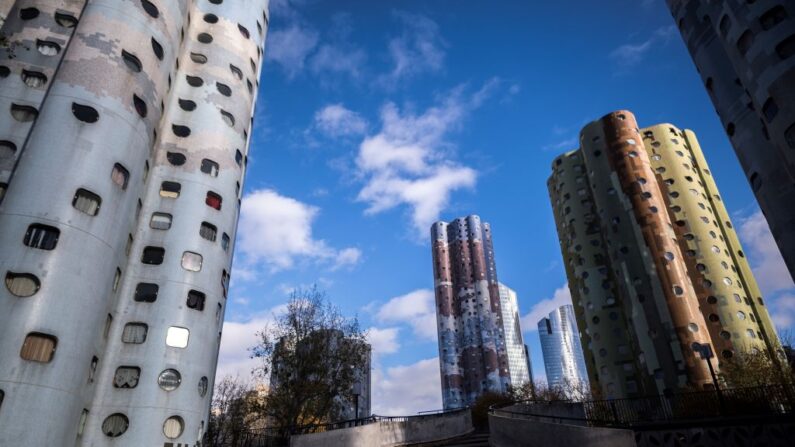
489;412;635;447
290;410;473;447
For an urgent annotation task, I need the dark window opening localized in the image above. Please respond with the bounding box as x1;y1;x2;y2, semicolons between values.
750;172;762;192
113;366;141;388
190;52;207;64
776;34;795;59
179;99;197;111
760;6;787;30
762;97;779;122
160;181;181;198
151;37;164;60
230;64;243;80
101;413;128;437
141;247;165;265
166;152;186;166
726;122;735;136
134;282;159;301
73;189;101;216
187;290;206;311
55;12;78;28
200;222;217;241
0;66;9;78
220;110;235;127
140;0;159;18
785;123;795;148
19;8;39;20
21;70;47;88
121;322;148;344
186;75;203;87
204;13;218;23
201;159;219;177
133;95;147;118
235;149;243;166
23;224;60;250
206;191;222;210
737;30;754;55
216;82;232;96
198;33;213;44
719;15;732;36
72;103;99;123
37;40;61;56
222;233;230;251
172;124;191;137
10;104;38;122
238;24;250;38
150;212;172;230
121;50;142;72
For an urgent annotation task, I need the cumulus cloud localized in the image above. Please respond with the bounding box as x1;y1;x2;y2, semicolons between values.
372;358;442;415
266;24;319;78
367;326;401;356
376;289;438;340
355;82;502;238
609;25;676;69
314;104;368;138
377;12;446;88
216;312;276;381
237;189;361;273
310;45;367;79
521;283;573;332
737;209;795;329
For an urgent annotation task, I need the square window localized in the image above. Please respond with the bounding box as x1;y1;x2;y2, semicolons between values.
221;233;230;251
134;283;158;302
23;224;60;250
111;163;129;190
20;333;57;363
150;213;172;230
201;159;219;177
160;181;181;198
113;366;140;388
181;251;202;271
141;246;165;265
166;326;189;348
187;290;205;311
205;191;222;210
73;189;101;216
200;222;217;241
121;323;148;344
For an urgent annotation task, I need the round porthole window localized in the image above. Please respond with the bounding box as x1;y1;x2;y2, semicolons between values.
158;369;181;391
102;413;129;437
163;415;184;439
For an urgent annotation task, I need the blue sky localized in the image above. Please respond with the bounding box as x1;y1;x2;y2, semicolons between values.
217;0;795;414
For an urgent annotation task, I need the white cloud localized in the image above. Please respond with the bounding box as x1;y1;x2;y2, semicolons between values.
737;209;795;330
314;104;368;138
310;44;367;79
266;24;319;78
521;283;573;332
377;12;446;88
237;189;361;273
609;25;676;68
372;358;442;415
367;326;401;356
216;313;276;382
376;289;438;340
354;83;499;238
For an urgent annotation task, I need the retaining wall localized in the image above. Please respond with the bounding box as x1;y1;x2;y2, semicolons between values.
290;410;473;447
489;409;635;447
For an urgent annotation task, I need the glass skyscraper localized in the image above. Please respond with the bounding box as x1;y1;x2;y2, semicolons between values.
537;304;588;394
498;283;532;387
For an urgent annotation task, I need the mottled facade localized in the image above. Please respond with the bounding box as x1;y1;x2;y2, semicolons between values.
432;215;510;409
537;305;588;394
498;283;532;387
0;0;268;445
668;0;795;282
548;110;781;399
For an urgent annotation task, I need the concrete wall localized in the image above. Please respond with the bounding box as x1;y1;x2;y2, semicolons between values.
489;412;635;447
290;410;473;447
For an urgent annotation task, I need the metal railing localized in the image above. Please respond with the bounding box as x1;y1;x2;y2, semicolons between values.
490;383;795;429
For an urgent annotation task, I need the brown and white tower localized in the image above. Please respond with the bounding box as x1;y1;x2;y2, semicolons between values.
0;0;268;445
431;215;511;409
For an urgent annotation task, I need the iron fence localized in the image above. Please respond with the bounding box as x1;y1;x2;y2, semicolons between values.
491;383;795;429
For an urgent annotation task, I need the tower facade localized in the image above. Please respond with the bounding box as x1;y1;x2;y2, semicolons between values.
498;283;532;387
0;0;268;445
547;110;781;399
431;215;510;409
668;0;795;282
537;305;588;394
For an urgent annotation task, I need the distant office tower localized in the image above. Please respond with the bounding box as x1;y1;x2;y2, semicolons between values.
0;1;268;445
668;1;795;282
498;283;532;387
523;345;534;384
537;305;588;394
547;110;781;399
432;215;510;409
270;331;371;422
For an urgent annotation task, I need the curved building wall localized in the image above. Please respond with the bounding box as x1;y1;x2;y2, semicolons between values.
668;0;795;283
0;0;269;445
431;215;510;409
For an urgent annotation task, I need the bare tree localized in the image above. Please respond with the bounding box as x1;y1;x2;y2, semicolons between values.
251;286;368;428
719;348;794;388
206;376;260;446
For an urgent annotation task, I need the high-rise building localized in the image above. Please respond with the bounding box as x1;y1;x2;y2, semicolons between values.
0;0;268;444
667;0;795;282
547;110;782;399
498;283;532;387
431;215;510;409
537;305;589;394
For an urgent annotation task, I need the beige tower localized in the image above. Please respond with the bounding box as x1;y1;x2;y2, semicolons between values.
547;110;782;399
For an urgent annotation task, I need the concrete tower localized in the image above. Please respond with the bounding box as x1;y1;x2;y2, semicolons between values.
667;0;795;282
547;110;782;399
537;304;588;395
497;283;532;387
0;0;268;445
431;215;510;409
